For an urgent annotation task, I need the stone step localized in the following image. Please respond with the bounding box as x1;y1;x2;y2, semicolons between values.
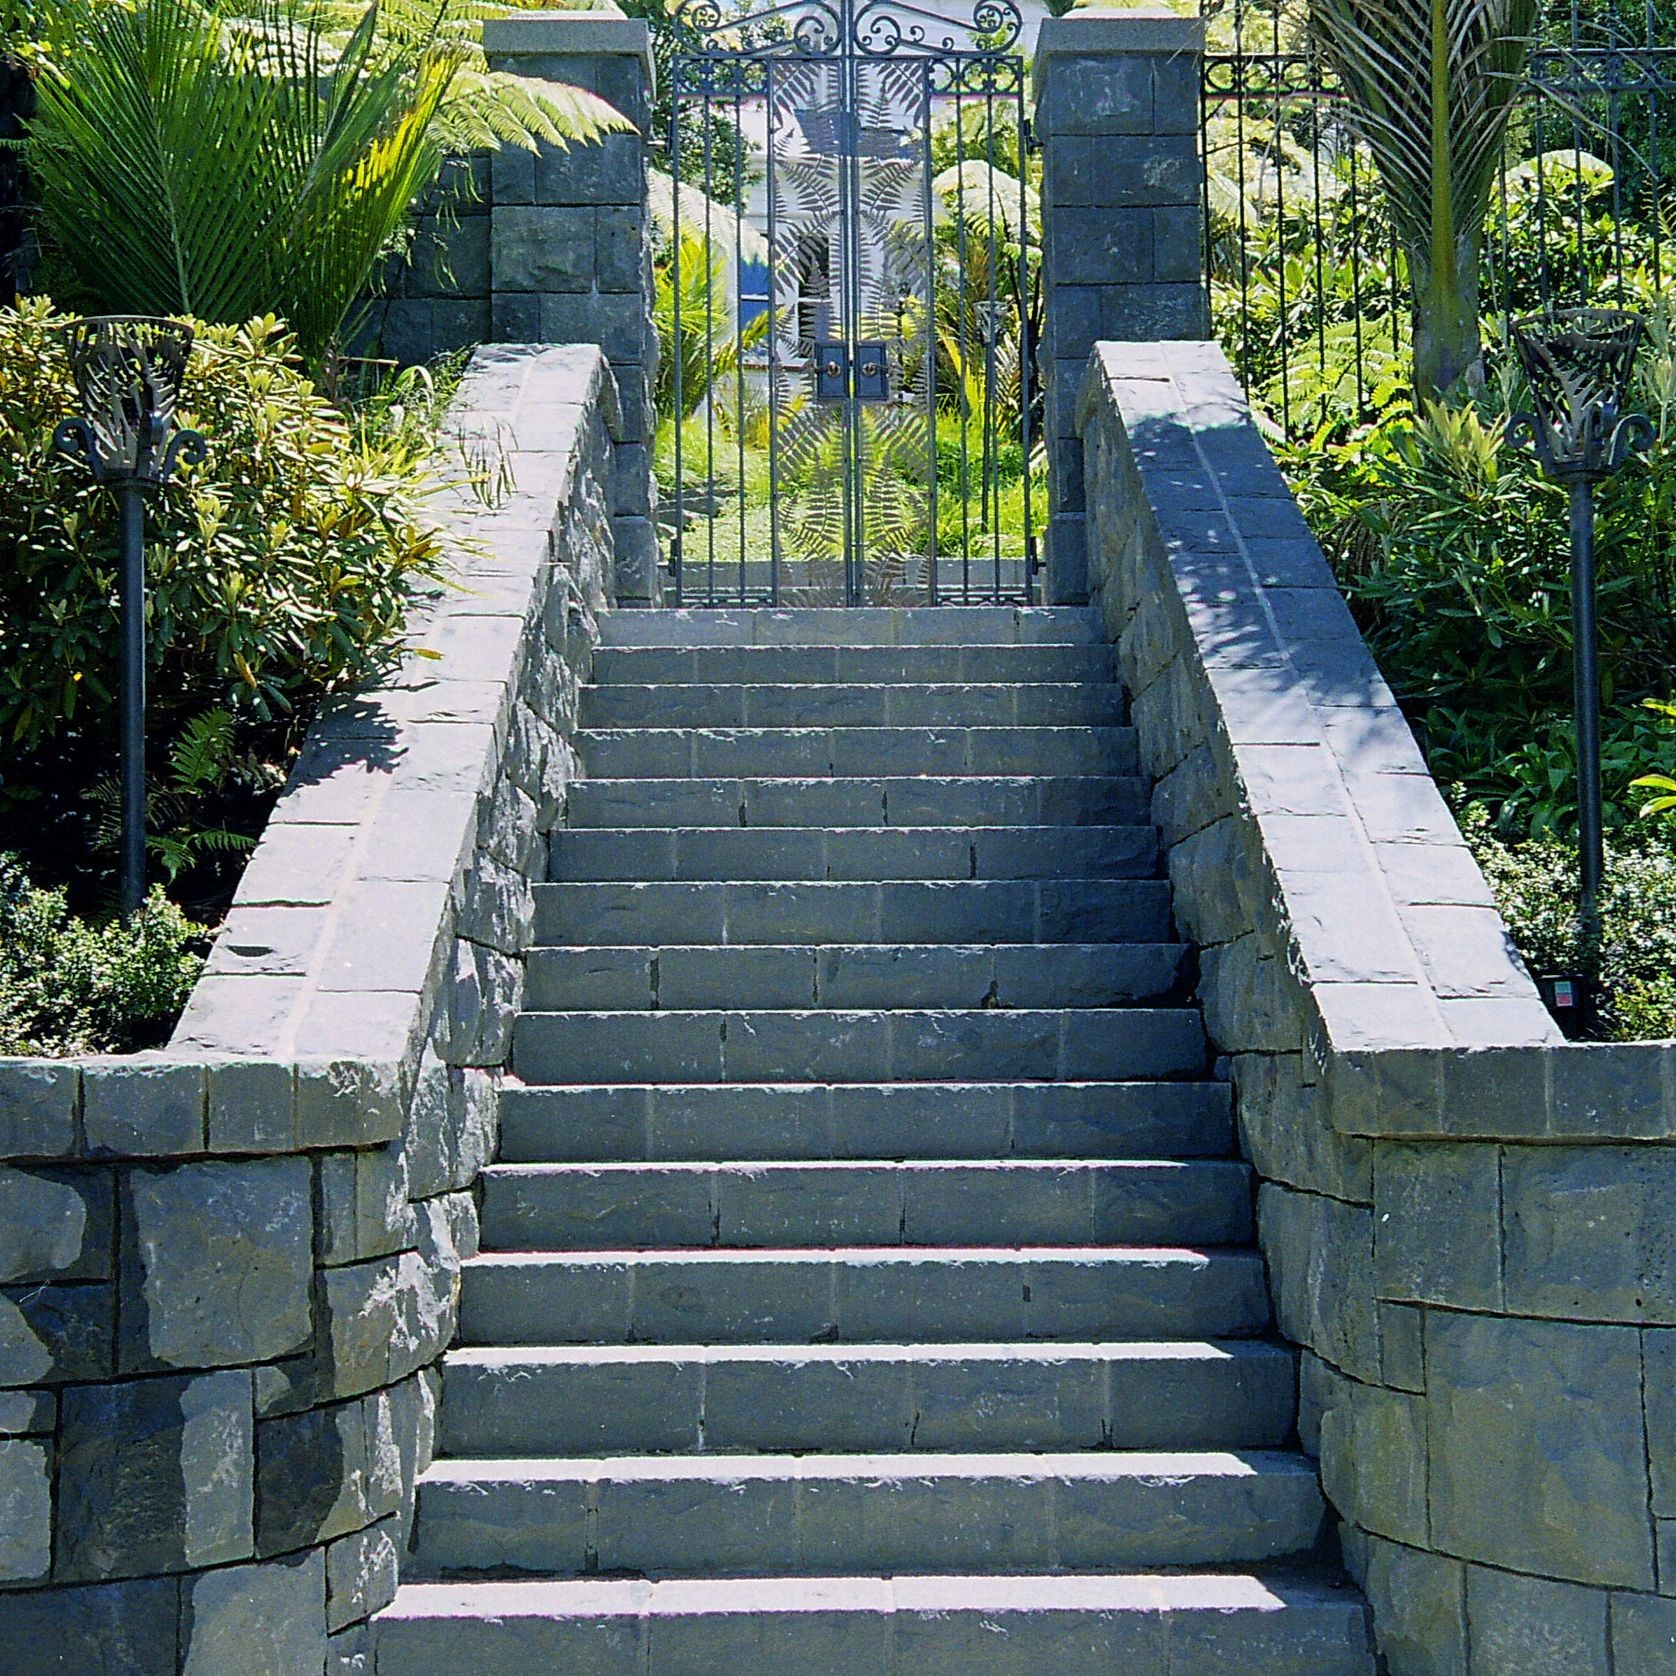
597;606;1100;648
478;1160;1253;1251
525;942;1190;1012
589;642;1117;686
495;1081;1236;1165
511;1008;1208;1086
577;725;1138;781
562;775;1151;830
546;825;1158;884
580;682;1128;730
407;1450;1326;1580
456;1247;1271;1346
438;1340;1296;1457
375;1571;1374;1676
532;879;1175;947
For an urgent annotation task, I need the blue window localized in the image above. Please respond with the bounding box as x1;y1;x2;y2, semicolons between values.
738;260;770;329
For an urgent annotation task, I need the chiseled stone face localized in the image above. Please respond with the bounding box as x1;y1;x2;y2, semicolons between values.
0;1437;51;1582
125;1157;313;1370
182;1551;326;1676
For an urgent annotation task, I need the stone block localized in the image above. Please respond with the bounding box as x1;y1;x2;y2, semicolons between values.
1355;1534;1466;1676
595;204;647;292
1257;1182;1379;1381
1378;1301;1427;1393
539;292;650;363
0;1165;113;1283
317;1147;415;1266
182;1551;326;1676
83;1060;205;1157
1465;1565;1608;1674
295;1058;407;1151
1503;1144;1676;1320
1037;54;1154;135
326;1514;400;1631
493;204;598;293
493;290;541;343
321;1248;454;1402
257;1391;402;1555
57;1369;254;1581
0;1388;54;1434
1314;1367;1428;1548
124;1157;313;1369
0;1060;79;1158
1372;1142;1501;1309
1051;207;1154;286
1641;1330;1676;1513
1612;1591;1676;1669
1426;1311;1653;1587
537;133;644;205
1152;204;1203;283
0;1437;51;1581
205;1058;298;1153
0;1281;114;1386
0;1576;181;1675
1229;1052;1372;1203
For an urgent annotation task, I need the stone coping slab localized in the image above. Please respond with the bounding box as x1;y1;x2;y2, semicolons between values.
482;12;653;78
1079;340;1670;1142
0;343;621;1165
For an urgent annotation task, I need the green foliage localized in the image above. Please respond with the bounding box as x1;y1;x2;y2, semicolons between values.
0;853;207;1056
652;232;768;423
0;299;448;754
1464;808;1676;1040
1631;699;1676;820
29;0;459;361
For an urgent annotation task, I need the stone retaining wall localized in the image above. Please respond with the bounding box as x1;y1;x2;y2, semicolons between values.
0;343;622;1674
1082;339;1676;1674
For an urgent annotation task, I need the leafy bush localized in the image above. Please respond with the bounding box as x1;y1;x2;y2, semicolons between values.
1464;809;1676;1040
0;854;207;1056
0;299;448;752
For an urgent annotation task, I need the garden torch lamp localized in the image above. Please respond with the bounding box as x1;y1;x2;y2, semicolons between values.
1509;306;1652;971
53;316;206;918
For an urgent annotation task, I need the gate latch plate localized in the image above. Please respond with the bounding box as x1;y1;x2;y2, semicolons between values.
815;341;890;402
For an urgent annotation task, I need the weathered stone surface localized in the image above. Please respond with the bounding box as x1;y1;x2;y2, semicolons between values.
83;1060;206;1157
0;1437;51;1581
126;1157;312;1369
0;1282;114;1386
1316;1371;1428;1549
1372;1142;1501;1310
1502;1144;1676;1321
57;1370;253;1581
0;1060;79;1158
1258;1183;1379;1382
1465;1565;1608;1674
257;1391;402;1556
205;1058;297;1154
1425;1312;1653;1588
326;1514;400;1631
1353;1535;1466;1676
318;1147;414;1266
1611;1591;1676;1669
0;1166;112;1283
0;1576;181;1674
321;1246;453;1401
182;1552;326;1676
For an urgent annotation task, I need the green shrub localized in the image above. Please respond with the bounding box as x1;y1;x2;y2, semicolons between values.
0;854;207;1055
0;298;448;753
1463;807;1676;1040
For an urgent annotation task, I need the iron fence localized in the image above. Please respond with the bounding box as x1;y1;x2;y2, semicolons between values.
1203;0;1675;437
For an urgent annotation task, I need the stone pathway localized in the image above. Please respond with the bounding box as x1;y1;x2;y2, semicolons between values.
374;607;1373;1673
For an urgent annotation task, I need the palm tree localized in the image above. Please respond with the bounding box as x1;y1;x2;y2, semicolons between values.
1310;0;1538;400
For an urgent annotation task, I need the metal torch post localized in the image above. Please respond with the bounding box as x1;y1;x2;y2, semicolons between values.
1569;478;1605;959
118;482;148;919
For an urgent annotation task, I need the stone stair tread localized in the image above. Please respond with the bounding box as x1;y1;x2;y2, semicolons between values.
597;607;1100;647
376;1573;1372;1674
580;683;1128;729
444;1337;1287;1367
533;879;1177;946
563;775;1152;828
545;824;1160;883
494;1079;1235;1163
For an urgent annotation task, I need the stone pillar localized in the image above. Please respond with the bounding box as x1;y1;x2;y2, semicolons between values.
1033;8;1206;604
483;14;661;604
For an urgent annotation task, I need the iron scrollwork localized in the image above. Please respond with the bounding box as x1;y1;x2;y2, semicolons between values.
674;0;1022;58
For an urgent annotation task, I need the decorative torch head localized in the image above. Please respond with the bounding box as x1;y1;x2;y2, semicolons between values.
57;315;199;486
1509;307;1651;484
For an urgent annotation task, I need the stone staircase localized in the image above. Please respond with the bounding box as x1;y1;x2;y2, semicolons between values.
374;607;1374;1674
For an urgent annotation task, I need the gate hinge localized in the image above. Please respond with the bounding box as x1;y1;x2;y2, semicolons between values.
1022;117;1041;154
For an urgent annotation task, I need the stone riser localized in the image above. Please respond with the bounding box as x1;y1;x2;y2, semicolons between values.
546;824;1159;884
407;1450;1326;1580
533;879;1175;946
477;1159;1253;1251
562;775;1152;830
580;682;1128;729
437;1340;1297;1457
511;1008;1208;1086
525;942;1191;1012
577;725;1138;780
376;1574;1374;1676
597;608;1101;648
494;1081;1237;1165
590;642;1116;684
455;1248;1271;1346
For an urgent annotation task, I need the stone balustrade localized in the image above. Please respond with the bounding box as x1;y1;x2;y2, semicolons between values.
1081;337;1676;1673
0;343;623;1675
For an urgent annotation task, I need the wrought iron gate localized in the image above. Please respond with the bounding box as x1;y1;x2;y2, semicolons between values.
666;0;1037;606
